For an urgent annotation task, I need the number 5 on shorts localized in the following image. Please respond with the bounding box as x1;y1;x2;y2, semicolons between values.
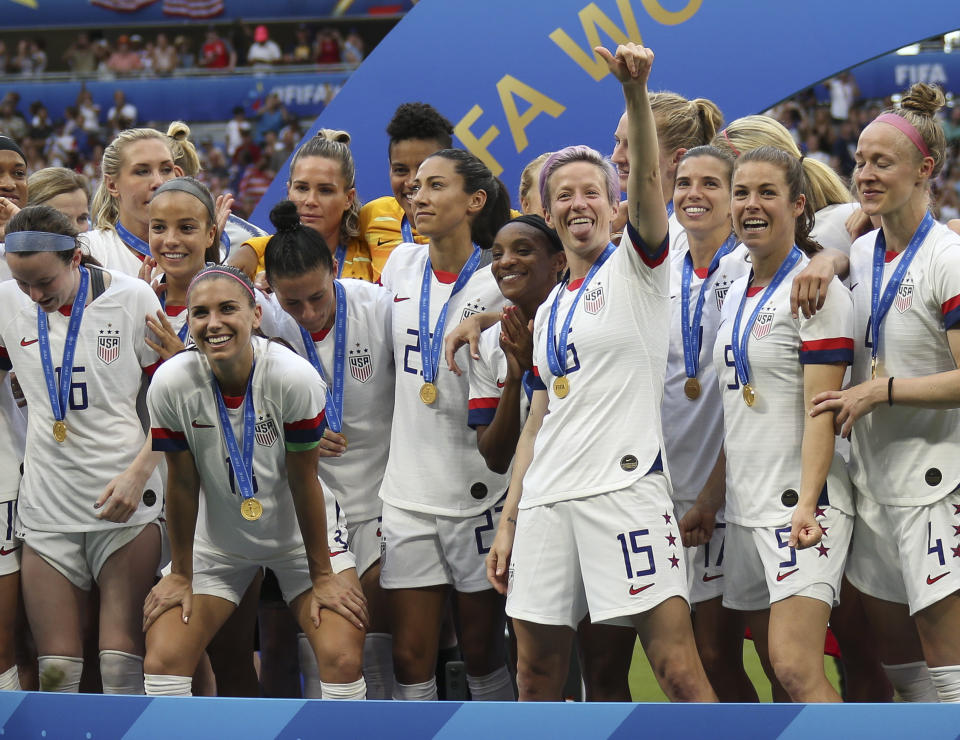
617;529;656;578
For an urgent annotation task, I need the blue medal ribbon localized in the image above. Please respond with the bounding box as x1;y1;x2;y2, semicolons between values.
211;363;257;504
730;246;802;388
666;200;674;218
870;211;934;365
681;233;737;380
298;280;347;434
546;242;617;379
334;243;346;279
37;265;90;425
419;245;483;385
115;221;151;259
400;215;414;244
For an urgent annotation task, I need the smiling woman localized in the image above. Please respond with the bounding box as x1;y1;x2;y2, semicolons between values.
0;136;28;241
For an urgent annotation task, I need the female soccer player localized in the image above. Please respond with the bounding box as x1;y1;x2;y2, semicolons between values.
84;127;185;275
488;43;714;702
713;146;854;702
379;148;513;702
265;200;396;699
143;264;368;699
0;205;164;694
810;84;960;703
0;136;27;241
228;130;371;282
27;168;91;233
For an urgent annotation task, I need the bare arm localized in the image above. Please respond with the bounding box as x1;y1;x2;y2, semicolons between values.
225;243;260;281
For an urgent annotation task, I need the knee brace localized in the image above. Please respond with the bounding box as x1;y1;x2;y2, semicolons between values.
38;655;83;693
144;673;192;696
100;650;145;695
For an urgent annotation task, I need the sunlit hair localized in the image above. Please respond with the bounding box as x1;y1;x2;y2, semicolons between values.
873;82;947;177
287;129;361;243
650;92;724;153
166;121;201;177
539;145;619;210
27;167;91;207
735;146;822;256
518;151;552;212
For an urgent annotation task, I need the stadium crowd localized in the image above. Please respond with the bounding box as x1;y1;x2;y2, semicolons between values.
1;36;960;707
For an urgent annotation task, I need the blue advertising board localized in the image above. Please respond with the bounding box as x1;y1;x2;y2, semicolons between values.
251;0;960;228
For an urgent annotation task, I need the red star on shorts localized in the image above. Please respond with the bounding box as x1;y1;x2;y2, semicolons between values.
815;506;826;518
952;544;960;558
820;525;829;537
662;511;672;524
953;524;960;537
954;504;960;516
666;532;677;547
668;554;680;569
816;543;830;558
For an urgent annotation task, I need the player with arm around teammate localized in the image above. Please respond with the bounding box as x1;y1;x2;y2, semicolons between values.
810;84;960;703
265;200;397;699
0;205;165;694
142;265;368;699
489;43;715;702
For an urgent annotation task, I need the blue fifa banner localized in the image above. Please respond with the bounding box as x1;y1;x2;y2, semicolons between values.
0;72;350;127
0;0;413;27
838;52;959;101
252;0;960;228
2;692;960;738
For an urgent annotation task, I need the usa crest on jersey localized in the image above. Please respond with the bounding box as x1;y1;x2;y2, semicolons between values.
255;416;279;447
97;329;121;365
895;279;914;313
584;285;605;315
461;299;485;321
714;275;731;310
752;309;775;340
349;346;373;383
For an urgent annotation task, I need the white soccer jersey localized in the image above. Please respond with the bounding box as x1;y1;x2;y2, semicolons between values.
467;321;534;436
0;250;26;503
663;232;750;503
272;279;395;526
847;221;960;506
0;267;163;532
222;214;266;262
379;243;509;517
522;223;671;508
82;228;147;277
149;336;331;559
713;256;854;527
811;203;857;256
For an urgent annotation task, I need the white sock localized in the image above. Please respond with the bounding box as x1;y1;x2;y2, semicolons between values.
882;661;938;702
0;665;20;691
321;676;366;700
928;664;960;703
466;666;515;701
38;655;83;693
100;650;145;695
144;673;192;696
363;633;394;700
393;677;437;701
297;632;323;699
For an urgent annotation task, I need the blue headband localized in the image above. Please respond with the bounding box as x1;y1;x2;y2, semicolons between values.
5;230;77;253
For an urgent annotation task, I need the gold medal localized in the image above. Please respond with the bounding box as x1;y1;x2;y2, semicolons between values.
240;498;263;521
53;420;67;443
553;376;570;398
683;377;701;400
419;382;438;405
871;356;878;380
742;384;756;407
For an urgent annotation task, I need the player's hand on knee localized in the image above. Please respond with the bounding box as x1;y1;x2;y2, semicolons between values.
679;504;715;548
143;573;193;630
788;507;822;549
311;573;369;631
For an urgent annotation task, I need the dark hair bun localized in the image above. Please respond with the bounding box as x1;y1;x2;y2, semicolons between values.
900;83;945;118
269;200;302;233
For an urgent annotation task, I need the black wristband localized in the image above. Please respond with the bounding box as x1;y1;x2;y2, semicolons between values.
888;376;895;406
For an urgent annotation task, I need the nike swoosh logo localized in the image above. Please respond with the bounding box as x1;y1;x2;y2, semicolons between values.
629;583;653;595
330;550;349;557
191;420;215;429
0;546;21;556
927;572;950;585
496;379;506;388
377;238;389;247
702;573;723;582
776;568;799;582
850;283;860;291
393;296;410;302
20;338;38;346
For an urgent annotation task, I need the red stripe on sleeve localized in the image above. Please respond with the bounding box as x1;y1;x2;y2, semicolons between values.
942;294;960;316
283;412;325;431
142;361;161;377
468;397;499;410
532;365;541;377
151;427;186;441
800;338;854;352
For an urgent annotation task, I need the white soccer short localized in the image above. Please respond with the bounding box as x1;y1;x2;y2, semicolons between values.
17;521;159;590
846;489;960;615
0;501;20;577
722;507;852;612
189;502;354;605
506;475;689;630
674;499;726;605
347;515;382;577
379;498;503;593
